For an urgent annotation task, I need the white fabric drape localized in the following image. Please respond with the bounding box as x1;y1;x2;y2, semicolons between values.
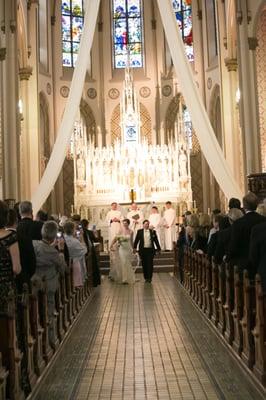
31;0;100;214
157;0;243;200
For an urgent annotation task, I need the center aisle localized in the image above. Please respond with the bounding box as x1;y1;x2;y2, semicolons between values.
33;274;262;400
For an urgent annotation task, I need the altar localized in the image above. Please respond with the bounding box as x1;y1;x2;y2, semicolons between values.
71;61;192;231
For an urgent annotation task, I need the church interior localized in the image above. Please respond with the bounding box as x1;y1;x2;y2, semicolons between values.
0;0;266;399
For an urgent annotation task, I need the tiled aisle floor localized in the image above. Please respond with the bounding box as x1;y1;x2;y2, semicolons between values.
33;274;264;400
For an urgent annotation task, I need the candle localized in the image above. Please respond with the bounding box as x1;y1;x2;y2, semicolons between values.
207;207;210;215
71;205;74;215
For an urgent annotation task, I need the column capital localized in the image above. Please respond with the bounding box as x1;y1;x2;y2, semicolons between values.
27;0;39;10
224;57;238;72
248;37;258;50
19;66;33;80
0;48;6;61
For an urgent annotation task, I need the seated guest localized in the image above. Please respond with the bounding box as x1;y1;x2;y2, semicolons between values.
63;221;87;287
192;213;211;254
0;201;21;312
32;221;67;346
16;201;37;291
214;208;243;265
80;219;101;287
186;214;199;246
227;192;266;272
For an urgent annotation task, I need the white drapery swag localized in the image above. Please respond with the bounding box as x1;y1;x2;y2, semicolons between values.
31;0;100;213
156;0;243;200
32;0;243;214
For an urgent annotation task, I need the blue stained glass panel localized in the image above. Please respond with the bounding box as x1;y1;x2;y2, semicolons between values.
128;0;141;17
128;18;141;42
172;0;193;62
113;0;143;68
62;1;71;14
113;0;126;18
61;0;84;67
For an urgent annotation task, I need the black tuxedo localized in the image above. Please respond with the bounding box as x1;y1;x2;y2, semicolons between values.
83;229;101;286
133;229;161;282
227;211;266;272
16;217;37;290
249;221;266;288
213;226;232;265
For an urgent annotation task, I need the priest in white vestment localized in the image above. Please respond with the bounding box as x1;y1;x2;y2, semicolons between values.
105;202;122;248
148;206;163;247
127;202;144;240
163;201;177;251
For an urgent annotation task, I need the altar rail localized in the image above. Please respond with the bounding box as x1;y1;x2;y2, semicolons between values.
174;245;266;388
0;255;94;400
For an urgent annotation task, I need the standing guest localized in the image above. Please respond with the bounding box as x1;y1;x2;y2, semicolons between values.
227;192;266;272
32;209;48;240
127;202;144;240
133;220;161;283
106;202;123;247
0;201;21;311
249;218;266;289
214;208;243;265
163;201;176;251
80;219;101;287
16;201;37;291
6;208;18;232
207;215;230;259
148;206;163;247
228;197;241;210
63;221;87;287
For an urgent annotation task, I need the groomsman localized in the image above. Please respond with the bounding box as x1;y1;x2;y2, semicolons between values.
133;220;161;283
163;201;176;251
127;202;143;240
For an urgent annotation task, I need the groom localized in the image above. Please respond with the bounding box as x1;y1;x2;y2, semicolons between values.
133;220;161;283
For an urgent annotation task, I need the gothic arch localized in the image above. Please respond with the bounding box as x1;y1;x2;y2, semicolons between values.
80;98;96;144
39;91;50;178
209;84;223;148
164;93;182;143
110;102;152;144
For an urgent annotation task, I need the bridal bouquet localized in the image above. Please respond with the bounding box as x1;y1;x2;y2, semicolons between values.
116;235;128;244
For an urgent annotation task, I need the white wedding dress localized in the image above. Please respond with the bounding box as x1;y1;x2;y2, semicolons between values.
110;234;135;284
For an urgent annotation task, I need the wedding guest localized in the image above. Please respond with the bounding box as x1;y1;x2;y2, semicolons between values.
63;221;87;287
80;219;101;287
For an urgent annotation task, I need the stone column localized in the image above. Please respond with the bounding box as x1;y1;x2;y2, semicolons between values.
236;7;260;174
19;66;32;200
224;57;244;191
1;0;20;200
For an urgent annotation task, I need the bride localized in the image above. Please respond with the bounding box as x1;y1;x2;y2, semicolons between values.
110;218;135;284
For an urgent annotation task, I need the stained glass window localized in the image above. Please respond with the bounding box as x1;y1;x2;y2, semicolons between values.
172;0;194;62
112;0;143;69
62;0;84;67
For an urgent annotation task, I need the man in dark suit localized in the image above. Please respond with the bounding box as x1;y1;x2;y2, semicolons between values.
133;219;161;283
227;192;266;273
16;201;37;291
249;220;266;290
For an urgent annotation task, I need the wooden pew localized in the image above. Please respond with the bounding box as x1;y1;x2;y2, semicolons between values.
0;291;24;400
217;263;226;335
223;265;234;345
240;271;256;369
232;267;243;355
210;262;219;326
30;281;46;376
20;284;38;387
0;352;8;400
38;280;53;363
252;275;266;386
